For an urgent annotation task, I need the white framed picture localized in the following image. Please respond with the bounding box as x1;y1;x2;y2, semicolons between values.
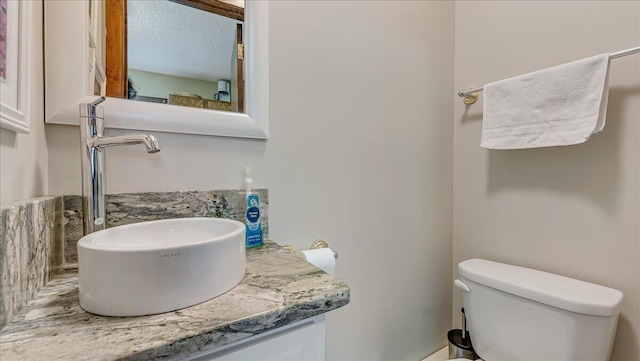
0;0;31;133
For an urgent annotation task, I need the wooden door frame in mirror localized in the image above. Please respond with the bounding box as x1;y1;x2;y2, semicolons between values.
45;0;268;140
105;0;127;98
169;0;244;21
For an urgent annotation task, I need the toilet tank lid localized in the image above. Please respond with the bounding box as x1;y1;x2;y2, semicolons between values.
458;259;623;316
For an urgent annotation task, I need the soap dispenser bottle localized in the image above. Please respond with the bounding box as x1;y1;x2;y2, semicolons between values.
244;167;263;248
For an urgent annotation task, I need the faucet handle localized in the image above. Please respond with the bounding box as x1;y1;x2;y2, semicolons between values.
90;96;107;107
80;96;107;119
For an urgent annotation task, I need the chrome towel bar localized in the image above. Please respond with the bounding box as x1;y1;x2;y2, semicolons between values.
458;46;640;104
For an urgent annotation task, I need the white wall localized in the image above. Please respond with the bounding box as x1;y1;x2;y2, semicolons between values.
47;1;455;360
0;1;47;204
268;2;453;359
452;2;640;361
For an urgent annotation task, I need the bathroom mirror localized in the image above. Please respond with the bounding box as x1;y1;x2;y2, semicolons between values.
123;1;245;113
44;0;268;139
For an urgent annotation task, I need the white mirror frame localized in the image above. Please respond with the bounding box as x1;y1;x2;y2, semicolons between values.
45;0;268;140
0;0;31;134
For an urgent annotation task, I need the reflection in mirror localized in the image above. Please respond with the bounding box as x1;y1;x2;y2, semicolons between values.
108;0;245;113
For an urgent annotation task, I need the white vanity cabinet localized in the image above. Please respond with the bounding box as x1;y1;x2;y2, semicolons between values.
189;316;326;361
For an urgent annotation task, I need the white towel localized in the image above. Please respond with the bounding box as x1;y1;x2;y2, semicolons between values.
481;53;610;149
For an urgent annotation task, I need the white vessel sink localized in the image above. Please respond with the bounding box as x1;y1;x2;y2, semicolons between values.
77;217;246;316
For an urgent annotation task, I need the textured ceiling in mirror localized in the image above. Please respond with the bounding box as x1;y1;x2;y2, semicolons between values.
127;0;241;82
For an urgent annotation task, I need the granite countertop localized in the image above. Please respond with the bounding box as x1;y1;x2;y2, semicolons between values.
0;241;350;361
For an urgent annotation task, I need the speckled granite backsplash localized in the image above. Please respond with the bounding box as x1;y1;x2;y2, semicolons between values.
0;197;64;329
63;189;268;264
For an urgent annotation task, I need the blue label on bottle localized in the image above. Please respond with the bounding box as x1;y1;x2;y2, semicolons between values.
246;194;263;248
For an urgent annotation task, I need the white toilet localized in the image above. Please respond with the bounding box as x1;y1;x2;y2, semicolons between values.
450;259;623;361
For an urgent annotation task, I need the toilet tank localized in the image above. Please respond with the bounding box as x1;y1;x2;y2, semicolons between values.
457;259;623;361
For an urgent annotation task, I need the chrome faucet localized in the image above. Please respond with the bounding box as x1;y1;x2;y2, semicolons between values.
80;97;160;235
